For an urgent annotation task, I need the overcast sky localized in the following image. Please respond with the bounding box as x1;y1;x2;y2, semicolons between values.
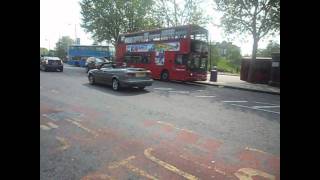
40;0;279;56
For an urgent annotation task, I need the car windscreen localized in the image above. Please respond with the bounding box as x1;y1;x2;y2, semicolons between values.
95;58;105;63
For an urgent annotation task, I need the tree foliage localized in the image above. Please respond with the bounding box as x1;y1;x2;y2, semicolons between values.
80;0;160;45
208;41;241;73
214;0;279;80
154;0;211;27
257;40;280;57
40;47;49;56
54;36;74;59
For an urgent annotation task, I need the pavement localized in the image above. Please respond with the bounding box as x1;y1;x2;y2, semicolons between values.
41;65;279;180
194;73;280;95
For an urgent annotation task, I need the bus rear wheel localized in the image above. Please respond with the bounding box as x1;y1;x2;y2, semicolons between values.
161;71;169;81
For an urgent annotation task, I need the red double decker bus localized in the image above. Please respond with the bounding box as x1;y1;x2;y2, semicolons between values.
115;24;208;81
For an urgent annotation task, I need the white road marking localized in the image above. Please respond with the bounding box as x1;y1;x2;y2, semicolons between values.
154;87;173;90
169;91;190;94
254;101;279;106
252;105;280;109
245;147;268;154
195;96;215;98
40;125;51;130
47;122;59;128
51;89;59;94
223;101;248;103
71;118;83;122
195;90;207;92
230;104;280;114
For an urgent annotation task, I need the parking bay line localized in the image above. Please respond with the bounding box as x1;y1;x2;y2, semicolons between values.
222;101;248;103
230;104;280;114
169;91;190;94
153;87;173;91
254;101;279;106
40;125;51;130
252;105;280;109
47;122;59;129
195;96;216;98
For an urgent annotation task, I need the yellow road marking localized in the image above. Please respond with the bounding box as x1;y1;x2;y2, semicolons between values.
66;119;98;137
144;148;199;180
82;173;115;180
124;163;158;180
56;136;70;150
234;168;275;180
108;156;136;169
108;156;158;179
214;167;226;175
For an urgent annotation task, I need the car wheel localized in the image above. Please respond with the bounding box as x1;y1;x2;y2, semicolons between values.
88;74;95;85
161;71;169;81
60;67;63;72
138;86;145;90
112;78;120;91
44;67;48;72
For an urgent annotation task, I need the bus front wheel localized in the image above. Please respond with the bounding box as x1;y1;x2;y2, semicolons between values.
161;70;169;81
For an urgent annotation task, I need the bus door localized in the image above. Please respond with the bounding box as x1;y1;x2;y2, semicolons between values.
170;54;188;81
163;51;182;81
150;51;165;79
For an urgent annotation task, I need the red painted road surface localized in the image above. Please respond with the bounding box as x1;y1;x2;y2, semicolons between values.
41;101;279;180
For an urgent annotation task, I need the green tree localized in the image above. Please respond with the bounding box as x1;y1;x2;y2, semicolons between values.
214;0;280;81
208;42;219;70
154;0;211;27
54;36;74;59
80;0;160;45
208;41;241;73
226;44;242;71
48;50;56;56
40;47;48;56
257;40;280;57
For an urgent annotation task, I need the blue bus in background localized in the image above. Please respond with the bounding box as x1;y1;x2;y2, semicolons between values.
67;45;114;67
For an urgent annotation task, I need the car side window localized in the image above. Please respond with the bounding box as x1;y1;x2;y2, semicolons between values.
101;64;112;68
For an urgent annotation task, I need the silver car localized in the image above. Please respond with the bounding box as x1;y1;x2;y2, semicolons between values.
85;57;110;73
88;63;153;91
